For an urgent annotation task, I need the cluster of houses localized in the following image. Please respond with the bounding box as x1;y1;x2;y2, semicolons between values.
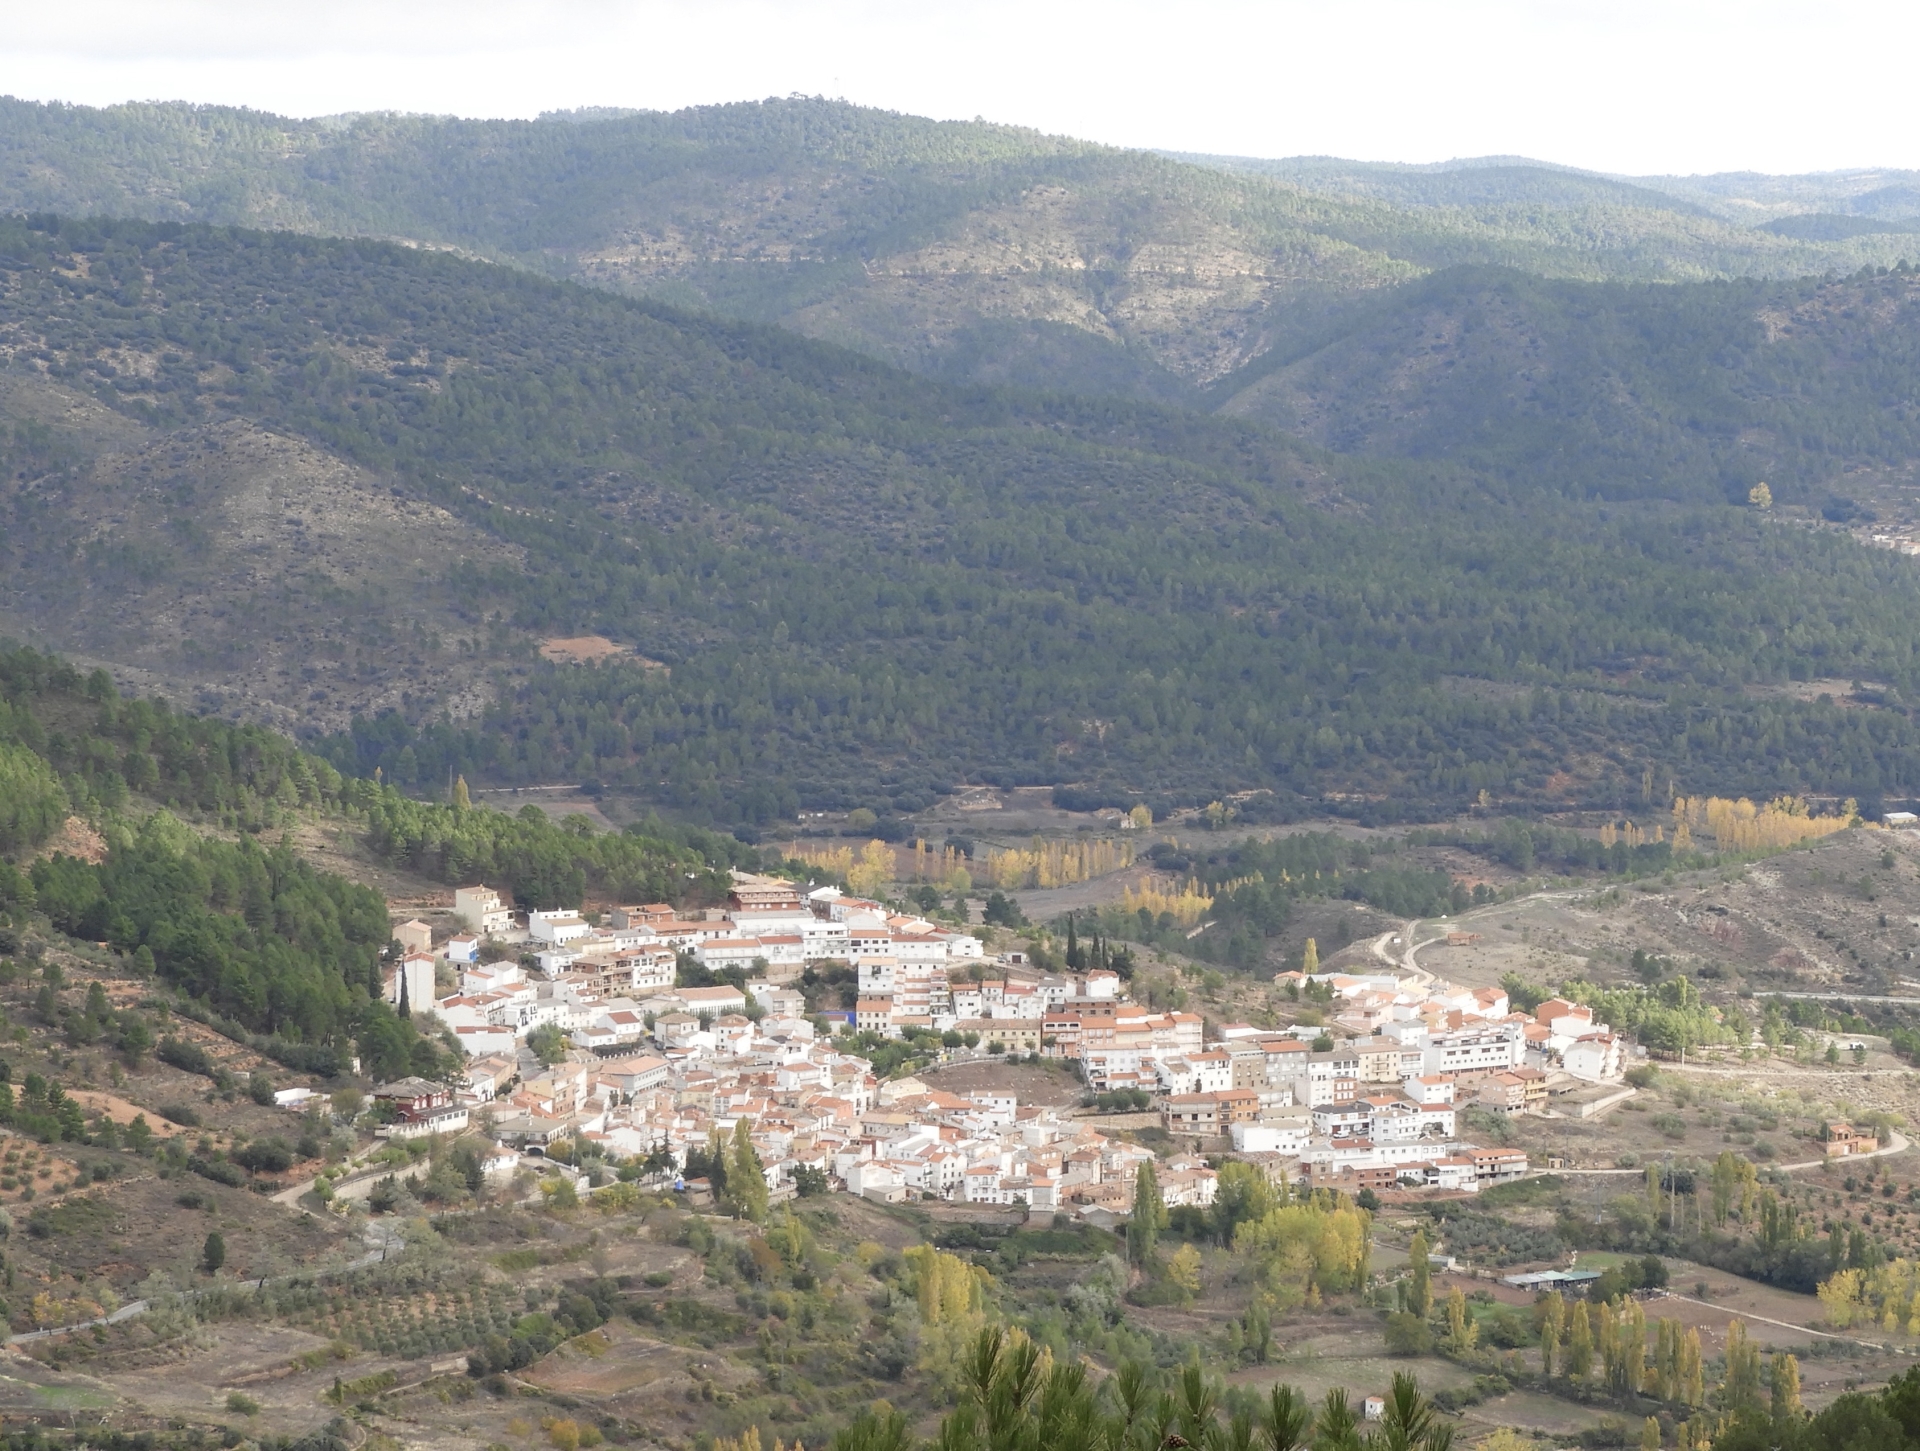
356;877;1641;1204
1134;970;1630;1193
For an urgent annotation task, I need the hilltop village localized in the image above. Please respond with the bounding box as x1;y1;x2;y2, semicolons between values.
354;873;1654;1209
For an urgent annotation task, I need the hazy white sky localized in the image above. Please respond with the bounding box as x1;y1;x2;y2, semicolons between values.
2;0;1914;177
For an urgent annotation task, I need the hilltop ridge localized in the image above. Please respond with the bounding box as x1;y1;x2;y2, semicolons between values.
4;96;1917;403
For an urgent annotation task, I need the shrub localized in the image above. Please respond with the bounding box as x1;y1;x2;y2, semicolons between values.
232;1138;294;1174
157;1103;201;1128
156;1037;214;1078
188;1156;246;1188
1384;1311;1433;1355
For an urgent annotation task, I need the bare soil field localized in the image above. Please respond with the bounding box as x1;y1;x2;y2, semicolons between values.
1226;1324;1478;1401
918;1057;1086;1107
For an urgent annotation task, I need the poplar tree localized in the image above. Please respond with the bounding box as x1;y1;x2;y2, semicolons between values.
1722;1321;1763;1415
1407;1229;1433;1319
1540;1290;1564;1377
1569;1300;1595;1382
731;1118;769;1223
1129;1160;1168;1265
1651;1317;1676;1401
1445;1287;1476;1352
1679;1326;1705;1407
1771;1353;1802;1423
705;1124;730;1202
1620;1300;1646;1396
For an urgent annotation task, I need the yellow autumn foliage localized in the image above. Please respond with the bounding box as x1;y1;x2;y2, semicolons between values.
1819;1260;1920;1332
904;1243;990;1324
907;840;977;891
1122;877;1214;926
982;837;1135;889
1232;1197;1373;1311
788;843;855;877
845;840;896;897
30;1291;106;1329
712;1430;803;1451
902;1243;995;1397
1673;795;1856;853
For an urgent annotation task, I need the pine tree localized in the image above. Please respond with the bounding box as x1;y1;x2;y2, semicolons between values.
731;1118;769;1223
1407;1229;1433;1319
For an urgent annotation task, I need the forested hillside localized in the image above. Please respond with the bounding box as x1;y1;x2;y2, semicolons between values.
2;97;1914;401
1214;264;1920;507
0;644;748;1074
6;216;1920;820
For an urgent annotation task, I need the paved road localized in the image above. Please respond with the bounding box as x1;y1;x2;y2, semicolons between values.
8;1295;153;1346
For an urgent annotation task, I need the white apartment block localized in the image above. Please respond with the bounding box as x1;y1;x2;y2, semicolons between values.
1421;1026;1525;1077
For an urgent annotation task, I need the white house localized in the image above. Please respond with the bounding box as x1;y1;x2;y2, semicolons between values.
529;909;591;945
1562;1033;1625;1082
453;1023;518;1057
386;952;438;1015
695;936;766;973
1230;1118;1309;1155
668;985;749;1018
453;884;514;936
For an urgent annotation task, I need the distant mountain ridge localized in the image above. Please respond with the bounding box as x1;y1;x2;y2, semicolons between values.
2;95;1917;405
1170;151;1920;224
